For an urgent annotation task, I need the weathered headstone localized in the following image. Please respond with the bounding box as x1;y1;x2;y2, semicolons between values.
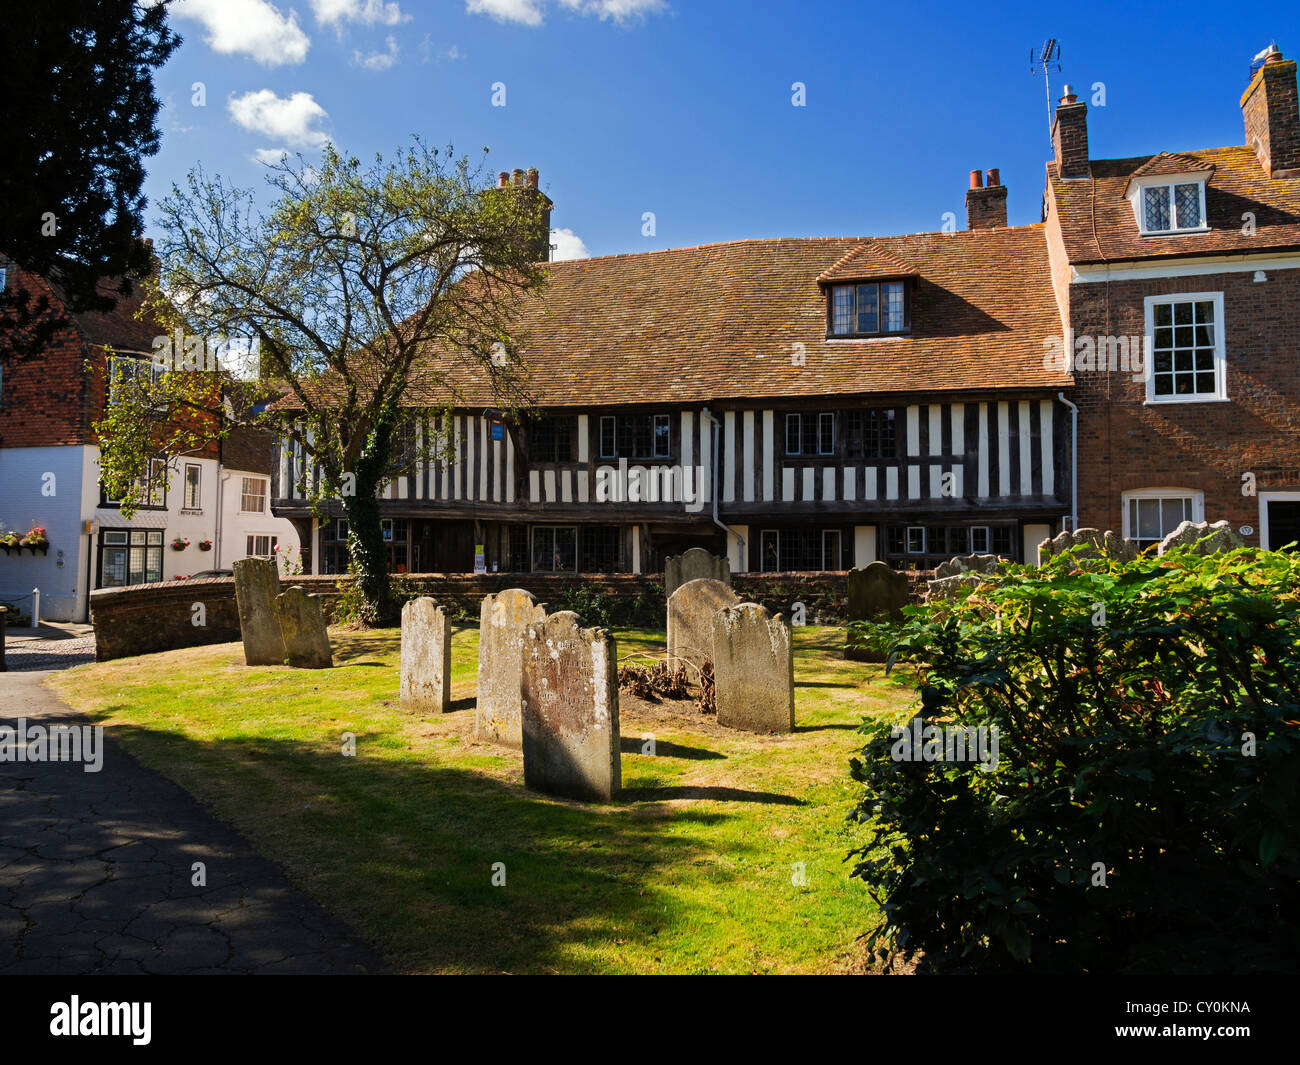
274;585;333;669
401;597;451;713
664;547;731;599
927;553;1004;602
934;553;1001;580
1158;520;1244;556
712;603;795;734
666;577;739;672
845;562;909;662
476;588;547;747
233;556;285;666
520;611;620;802
1038;527;1138;564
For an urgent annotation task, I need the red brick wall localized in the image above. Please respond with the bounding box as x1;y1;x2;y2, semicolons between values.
1066;268;1300;540
0;265;96;447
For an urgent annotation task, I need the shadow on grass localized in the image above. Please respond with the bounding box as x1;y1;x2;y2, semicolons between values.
619;784;804;805
98;721;759;975
619;736;725;760
793;723;861;733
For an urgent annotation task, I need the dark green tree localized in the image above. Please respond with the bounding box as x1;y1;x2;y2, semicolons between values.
0;1;179;359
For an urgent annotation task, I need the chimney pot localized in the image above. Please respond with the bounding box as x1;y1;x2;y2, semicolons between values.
527;167;539;188
497;171;509;188
966;171;1008;229
986;168;1001;187
511;168;525;186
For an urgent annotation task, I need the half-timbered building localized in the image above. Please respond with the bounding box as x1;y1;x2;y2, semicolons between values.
272;168;1076;574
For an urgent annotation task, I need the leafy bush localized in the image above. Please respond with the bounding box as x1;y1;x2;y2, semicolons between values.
848;544;1300;974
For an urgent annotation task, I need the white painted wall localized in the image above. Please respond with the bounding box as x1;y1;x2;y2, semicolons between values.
218;468;301;574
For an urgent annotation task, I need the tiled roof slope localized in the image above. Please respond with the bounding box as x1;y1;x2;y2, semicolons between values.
68;276;160;352
408;226;1068;409
1049;145;1300;265
816;240;921;282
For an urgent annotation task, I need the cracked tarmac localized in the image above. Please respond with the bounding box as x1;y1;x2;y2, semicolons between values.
0;671;389;974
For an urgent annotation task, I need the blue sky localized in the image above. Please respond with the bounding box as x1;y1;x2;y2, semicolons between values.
148;0;1300;259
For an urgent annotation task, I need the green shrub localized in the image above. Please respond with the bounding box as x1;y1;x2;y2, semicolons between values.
848;544;1300;974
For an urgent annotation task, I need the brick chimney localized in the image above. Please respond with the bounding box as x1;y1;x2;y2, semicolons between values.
1242;46;1300;178
966;168;1008;229
491;166;553;262
1051;85;1090;179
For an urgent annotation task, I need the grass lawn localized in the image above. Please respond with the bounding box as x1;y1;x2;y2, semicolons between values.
49;624;917;974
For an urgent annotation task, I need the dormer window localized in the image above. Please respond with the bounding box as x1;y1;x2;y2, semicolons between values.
1127;171;1210;235
828;281;909;337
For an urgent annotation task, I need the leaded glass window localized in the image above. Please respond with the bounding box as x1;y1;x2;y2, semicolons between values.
1143;185;1171;231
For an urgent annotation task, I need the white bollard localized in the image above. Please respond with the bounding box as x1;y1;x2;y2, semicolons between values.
31;587;40;629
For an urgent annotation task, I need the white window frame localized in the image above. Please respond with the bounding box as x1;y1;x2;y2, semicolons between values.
1143;292;1228;404
245;533;278;557
1128;173;1210;236
182;463;202;511
817;412;835;455
1121;488;1205;547
1259;492;1300;551
239;475;268;514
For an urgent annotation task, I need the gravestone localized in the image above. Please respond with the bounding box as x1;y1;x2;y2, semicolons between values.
845;562;909;662
666;577;739;673
520;611;620;802
934;553;1001;580
476;588;547;747
400;597;451;713
1158;520;1244;556
233;556;285;666
927;553;1004;602
274;585;333;668
712;603;794;734
664;547;731;599
1038;527;1138;564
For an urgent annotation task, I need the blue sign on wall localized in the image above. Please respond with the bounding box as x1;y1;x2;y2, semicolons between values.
491;423;505;441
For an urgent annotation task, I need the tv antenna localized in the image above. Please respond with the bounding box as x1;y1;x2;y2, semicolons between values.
1030;39;1062;150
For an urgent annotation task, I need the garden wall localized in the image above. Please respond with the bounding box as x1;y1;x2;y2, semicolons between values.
89;570;932;662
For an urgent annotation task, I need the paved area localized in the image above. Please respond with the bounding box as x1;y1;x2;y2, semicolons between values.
0;671;389;974
1;635;96;672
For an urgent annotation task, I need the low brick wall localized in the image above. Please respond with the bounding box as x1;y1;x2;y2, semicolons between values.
90;570;932;662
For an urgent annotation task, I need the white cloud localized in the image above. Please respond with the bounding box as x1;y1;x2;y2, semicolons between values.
311;0;409;29
466;0;664;25
550;228;589;261
252;147;291;165
466;0;544;26
228;90;331;148
167;0;310;66
559;0;666;21
353;35;399;70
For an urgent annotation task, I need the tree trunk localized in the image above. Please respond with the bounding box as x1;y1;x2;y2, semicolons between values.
341;411;398;626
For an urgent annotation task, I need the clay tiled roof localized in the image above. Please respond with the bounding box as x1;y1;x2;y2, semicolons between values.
816;240;921;282
69;276;161;352
405;226;1068;410
1049;145;1300;265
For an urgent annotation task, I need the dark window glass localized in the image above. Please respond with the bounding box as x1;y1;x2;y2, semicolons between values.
580;526;621;572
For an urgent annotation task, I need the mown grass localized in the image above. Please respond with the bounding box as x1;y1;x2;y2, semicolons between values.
49;624;917;973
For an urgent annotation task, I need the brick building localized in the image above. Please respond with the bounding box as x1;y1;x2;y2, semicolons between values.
1042;46;1300;550
0;262;298;620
